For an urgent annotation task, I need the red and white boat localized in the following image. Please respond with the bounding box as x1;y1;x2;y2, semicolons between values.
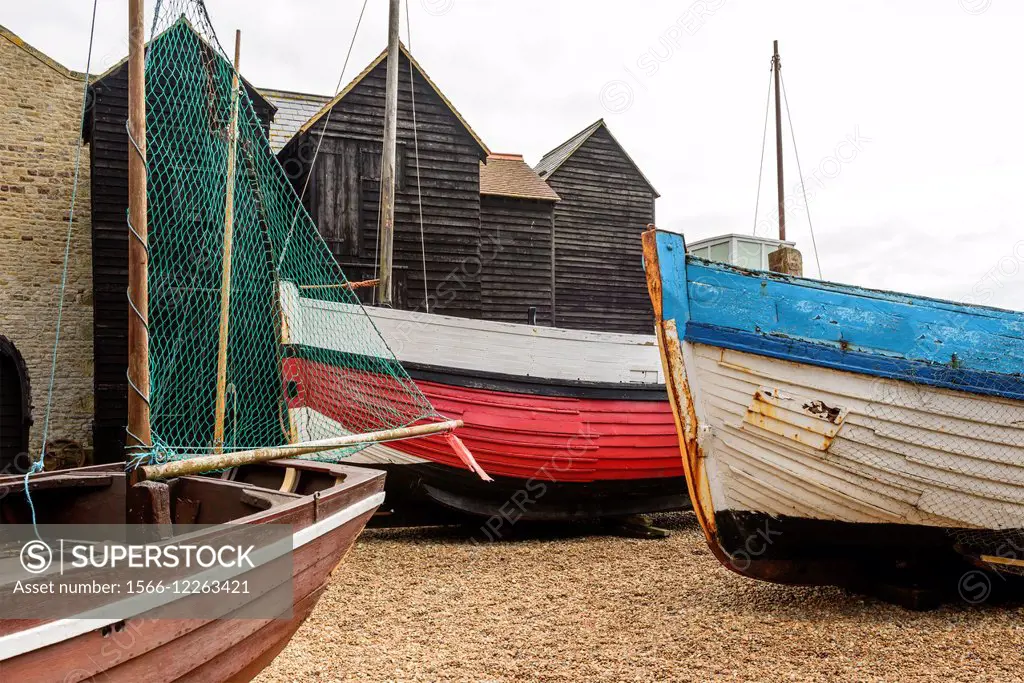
279;285;688;521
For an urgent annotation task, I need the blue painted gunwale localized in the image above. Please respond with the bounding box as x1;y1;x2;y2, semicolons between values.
652;230;1024;401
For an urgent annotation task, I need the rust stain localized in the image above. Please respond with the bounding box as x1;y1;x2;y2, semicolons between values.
743;388;848;452
641;227;664;321
643;227;727;564
658;320;730;567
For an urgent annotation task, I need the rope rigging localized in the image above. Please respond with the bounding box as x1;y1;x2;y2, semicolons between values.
752;67;772;237
25;0;101;528
406;0;431;312
780;73;824;279
752;51;824;279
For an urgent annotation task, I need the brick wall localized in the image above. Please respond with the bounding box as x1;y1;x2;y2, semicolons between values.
0;29;94;462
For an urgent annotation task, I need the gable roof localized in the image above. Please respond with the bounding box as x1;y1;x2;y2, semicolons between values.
90;18;276;118
295;43;490;156
0;23;86;80
534;120;603;180
260;88;332;153
534;119;659;197
480;154;560;202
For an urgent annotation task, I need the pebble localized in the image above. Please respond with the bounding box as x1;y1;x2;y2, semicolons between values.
256;513;1024;683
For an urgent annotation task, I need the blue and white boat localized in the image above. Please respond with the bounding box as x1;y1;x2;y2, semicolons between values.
642;227;1024;586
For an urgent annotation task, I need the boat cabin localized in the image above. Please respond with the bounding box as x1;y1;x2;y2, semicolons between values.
686;233;795;271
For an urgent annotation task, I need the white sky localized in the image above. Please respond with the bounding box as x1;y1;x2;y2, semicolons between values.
5;0;1023;311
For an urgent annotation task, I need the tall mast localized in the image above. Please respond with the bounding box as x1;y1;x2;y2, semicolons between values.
127;0;151;453
213;30;243;453
376;0;401;307
773;39;786;242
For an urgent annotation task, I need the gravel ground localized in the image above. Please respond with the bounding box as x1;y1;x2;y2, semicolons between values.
255;513;1024;683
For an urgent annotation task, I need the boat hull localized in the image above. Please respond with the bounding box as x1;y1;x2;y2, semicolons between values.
280;292;689;520
296;367;688;521
0;462;384;682
643;228;1024;585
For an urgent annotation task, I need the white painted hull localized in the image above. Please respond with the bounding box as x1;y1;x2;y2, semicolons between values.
685;341;1024;531
281;282;664;385
288;406;427;467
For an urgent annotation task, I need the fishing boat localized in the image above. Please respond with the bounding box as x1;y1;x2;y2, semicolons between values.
283;295;687;521
643;41;1024;588
0;0;462;679
0;461;385;682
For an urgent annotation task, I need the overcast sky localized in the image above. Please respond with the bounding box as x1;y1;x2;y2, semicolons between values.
5;0;1023;311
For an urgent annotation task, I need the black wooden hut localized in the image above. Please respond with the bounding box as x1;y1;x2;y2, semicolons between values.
535;120;659;335
275;45;490;318
478;153;560;325
83;25;276;460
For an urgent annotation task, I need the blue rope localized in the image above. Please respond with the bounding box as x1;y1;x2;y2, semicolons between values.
24;0;100;533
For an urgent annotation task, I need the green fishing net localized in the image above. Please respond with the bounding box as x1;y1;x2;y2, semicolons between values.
139;1;437;466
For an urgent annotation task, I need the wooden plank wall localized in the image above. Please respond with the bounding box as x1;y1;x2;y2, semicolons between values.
479;196;555;326
544;127;656;334
281;52;486;318
88;65;131;461
86;63;274;461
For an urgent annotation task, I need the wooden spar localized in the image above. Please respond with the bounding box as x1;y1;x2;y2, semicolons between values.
376;0;401;307
299;278;380;291
773;39;786;242
981;554;1024;570
213;30;243;453
126;0;151;452
137;419;464;480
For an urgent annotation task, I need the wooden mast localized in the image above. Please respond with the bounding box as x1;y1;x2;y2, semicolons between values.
213;30;243;453
126;0;151;453
772;39;786;242
376;0;401;307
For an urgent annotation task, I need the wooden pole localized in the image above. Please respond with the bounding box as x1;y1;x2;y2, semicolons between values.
213;30;243;453
138;419;464;481
376;0;401;307
773;39;786;242
126;0;151;453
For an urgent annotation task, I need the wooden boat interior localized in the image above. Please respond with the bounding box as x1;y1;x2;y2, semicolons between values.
0;464;125;525
0;460;379;527
126;460;383;526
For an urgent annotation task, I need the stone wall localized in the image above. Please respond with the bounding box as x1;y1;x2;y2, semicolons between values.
0;28;94;462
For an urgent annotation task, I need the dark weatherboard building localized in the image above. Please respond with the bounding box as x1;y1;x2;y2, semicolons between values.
275;45;490;318
536;120;660;335
271;49;657;333
478;153;560;326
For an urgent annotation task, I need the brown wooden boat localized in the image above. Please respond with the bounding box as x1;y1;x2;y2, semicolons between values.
0;460;384;682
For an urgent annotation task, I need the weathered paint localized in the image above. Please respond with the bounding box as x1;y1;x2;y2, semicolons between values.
652;230;1024;401
644;230;727;564
741;386;847;452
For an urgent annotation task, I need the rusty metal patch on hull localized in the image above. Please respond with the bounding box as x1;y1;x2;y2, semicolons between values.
741;386;848;452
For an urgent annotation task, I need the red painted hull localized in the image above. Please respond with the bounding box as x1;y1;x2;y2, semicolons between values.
284;358;688;519
284;357;684;483
399;379;685;483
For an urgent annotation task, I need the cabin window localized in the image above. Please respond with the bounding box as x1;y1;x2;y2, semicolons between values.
708;242;730;263
734;239;764;270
